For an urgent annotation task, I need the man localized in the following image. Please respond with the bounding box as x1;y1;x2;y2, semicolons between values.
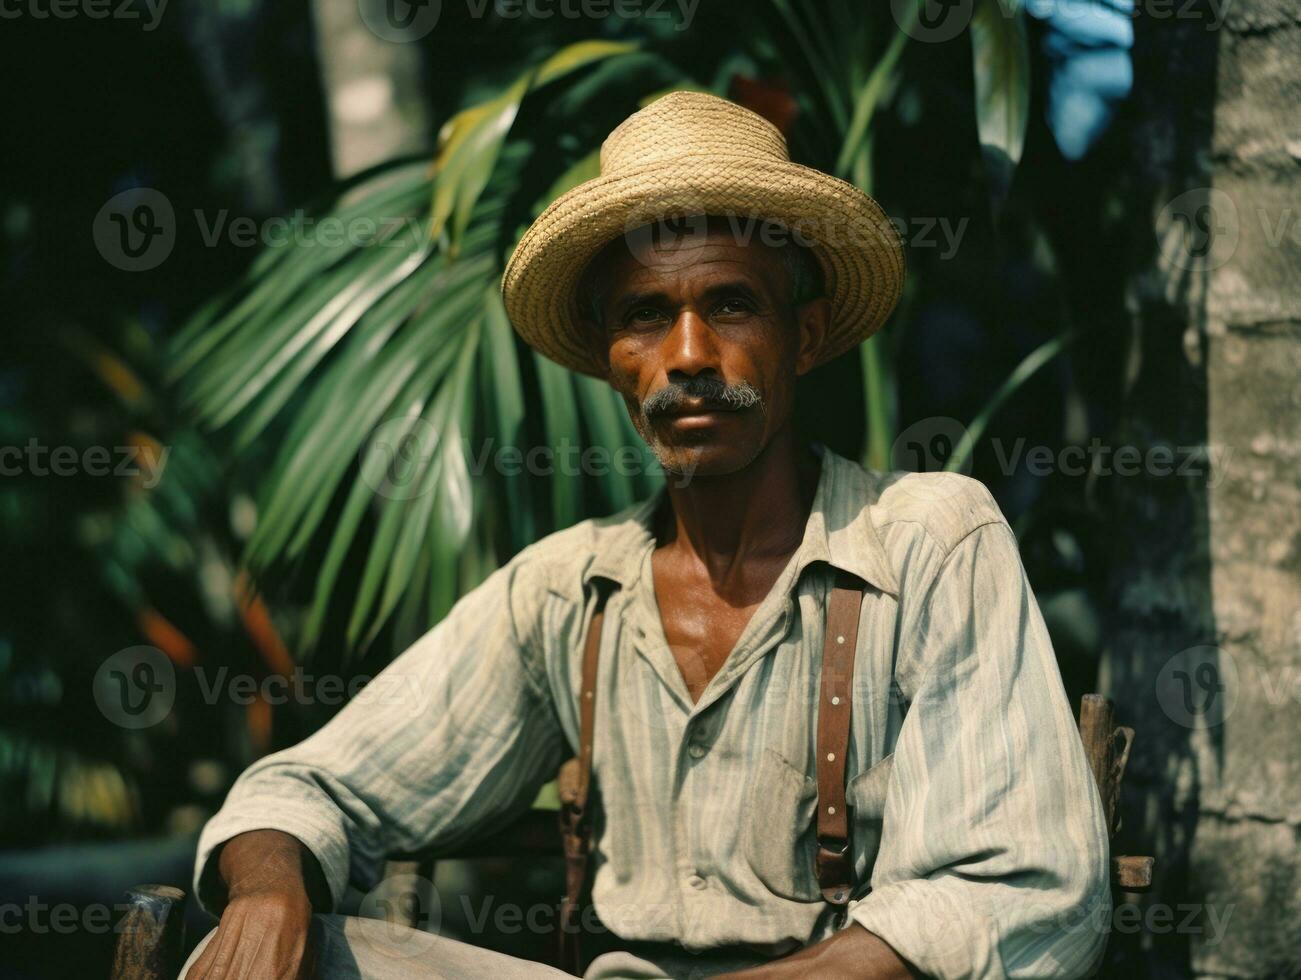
184;92;1110;979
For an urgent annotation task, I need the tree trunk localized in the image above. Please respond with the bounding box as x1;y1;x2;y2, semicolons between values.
1105;1;1300;976
312;0;434;179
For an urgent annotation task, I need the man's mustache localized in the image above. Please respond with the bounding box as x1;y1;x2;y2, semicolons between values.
641;377;763;419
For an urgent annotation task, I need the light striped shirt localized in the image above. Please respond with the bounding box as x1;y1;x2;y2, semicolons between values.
195;447;1110;978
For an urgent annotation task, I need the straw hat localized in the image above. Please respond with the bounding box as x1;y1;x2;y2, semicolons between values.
501;91;906;378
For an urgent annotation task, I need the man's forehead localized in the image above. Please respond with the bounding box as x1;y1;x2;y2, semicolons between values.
587;221;787;292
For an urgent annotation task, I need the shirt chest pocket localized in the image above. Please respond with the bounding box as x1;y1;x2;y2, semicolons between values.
740;749;821;902
846;752;893;876
739;750;895;902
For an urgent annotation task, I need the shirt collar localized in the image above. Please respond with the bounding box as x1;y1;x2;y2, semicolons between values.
582;444;899;597
792;445;900;596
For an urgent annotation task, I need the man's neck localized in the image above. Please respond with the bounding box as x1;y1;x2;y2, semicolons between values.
656;426;820;591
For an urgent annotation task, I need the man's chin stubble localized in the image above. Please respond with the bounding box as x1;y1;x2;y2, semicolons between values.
635;419;771;488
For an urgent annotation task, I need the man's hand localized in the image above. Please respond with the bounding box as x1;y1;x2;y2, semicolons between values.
184;830;321;980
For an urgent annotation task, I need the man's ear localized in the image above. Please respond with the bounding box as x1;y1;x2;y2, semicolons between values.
793;296;831;376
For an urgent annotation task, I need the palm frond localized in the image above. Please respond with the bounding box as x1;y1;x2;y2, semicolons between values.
173;43;687;658
971;0;1031;211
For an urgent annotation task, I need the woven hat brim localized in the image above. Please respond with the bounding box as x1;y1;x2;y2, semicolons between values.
502;151;906;378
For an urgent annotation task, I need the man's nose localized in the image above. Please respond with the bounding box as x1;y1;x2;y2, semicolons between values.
659;309;720;377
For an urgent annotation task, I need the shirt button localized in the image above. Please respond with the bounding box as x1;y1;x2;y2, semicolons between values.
686;874;706;890
688;742;707;760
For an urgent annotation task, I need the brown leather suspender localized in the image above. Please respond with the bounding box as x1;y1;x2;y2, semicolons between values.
815;573;866;905
557;573;865;973
556;581;612;975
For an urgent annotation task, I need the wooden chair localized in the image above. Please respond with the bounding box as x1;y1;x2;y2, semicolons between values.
110;694;1151;978
1078;694;1153;894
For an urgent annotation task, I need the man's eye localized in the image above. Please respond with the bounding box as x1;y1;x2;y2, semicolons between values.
624;307;664;327
714;298;753;316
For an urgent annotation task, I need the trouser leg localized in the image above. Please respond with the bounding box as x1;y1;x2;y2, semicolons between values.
178;914;763;979
179;913;572;980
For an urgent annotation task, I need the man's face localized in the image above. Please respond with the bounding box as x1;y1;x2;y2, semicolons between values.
581;220;830;478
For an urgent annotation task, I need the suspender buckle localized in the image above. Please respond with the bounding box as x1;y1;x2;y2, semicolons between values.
816;835;853;906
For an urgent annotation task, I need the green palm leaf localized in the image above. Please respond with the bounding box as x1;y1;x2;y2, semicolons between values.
171;41;688;657
970;0;1030;210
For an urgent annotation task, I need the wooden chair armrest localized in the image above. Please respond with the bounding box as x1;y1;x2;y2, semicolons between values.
110;884;186;980
1112;855;1154;891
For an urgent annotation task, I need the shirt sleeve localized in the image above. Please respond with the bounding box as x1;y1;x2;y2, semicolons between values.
848;520;1111;979
192;557;566;915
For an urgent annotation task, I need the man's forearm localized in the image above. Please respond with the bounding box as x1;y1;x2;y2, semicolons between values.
214;829;332;910
717;923;920;980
